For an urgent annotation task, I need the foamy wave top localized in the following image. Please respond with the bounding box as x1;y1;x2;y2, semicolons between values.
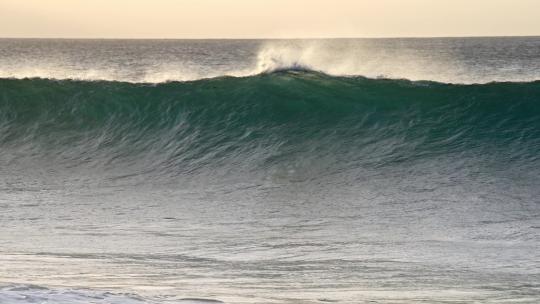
1;40;539;84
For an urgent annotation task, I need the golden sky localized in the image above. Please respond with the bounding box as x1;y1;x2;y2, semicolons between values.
1;0;539;38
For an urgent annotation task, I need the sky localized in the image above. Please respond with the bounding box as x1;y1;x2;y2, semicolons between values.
1;0;539;39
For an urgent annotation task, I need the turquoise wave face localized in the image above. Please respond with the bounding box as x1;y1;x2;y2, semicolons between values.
1;72;539;179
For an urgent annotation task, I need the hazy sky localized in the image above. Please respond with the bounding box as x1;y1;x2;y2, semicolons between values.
1;0;539;38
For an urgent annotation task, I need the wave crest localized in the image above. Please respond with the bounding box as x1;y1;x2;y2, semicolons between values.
1;73;539;179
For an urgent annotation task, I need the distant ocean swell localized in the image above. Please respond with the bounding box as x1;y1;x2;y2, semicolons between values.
1;71;539;182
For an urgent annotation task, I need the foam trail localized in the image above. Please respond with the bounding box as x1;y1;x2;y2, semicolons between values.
0;285;224;304
0;285;149;304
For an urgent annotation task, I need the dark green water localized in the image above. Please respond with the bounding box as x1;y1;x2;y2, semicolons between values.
2;73;539;174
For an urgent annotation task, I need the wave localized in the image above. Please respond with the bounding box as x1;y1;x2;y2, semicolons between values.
1;71;539;184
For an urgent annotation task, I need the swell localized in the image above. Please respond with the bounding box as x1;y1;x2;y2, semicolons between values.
1;71;540;182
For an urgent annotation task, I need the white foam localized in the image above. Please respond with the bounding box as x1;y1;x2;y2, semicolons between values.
0;285;224;304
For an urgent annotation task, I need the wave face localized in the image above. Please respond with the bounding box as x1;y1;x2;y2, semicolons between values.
1;72;540;185
1;71;540;303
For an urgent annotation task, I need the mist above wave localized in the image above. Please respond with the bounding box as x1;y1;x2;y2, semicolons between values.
0;42;337;82
1;38;539;83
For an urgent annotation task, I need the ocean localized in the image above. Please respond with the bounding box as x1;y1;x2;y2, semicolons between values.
0;38;539;304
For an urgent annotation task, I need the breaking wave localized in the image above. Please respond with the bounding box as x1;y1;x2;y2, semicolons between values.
1;71;539;186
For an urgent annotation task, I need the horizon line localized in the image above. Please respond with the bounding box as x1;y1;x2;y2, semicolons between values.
1;34;539;40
